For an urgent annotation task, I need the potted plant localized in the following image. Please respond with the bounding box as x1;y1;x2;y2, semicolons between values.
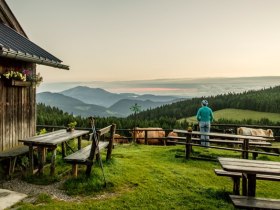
1;69;43;87
67;121;77;132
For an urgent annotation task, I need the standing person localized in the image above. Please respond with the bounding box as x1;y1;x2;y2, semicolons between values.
196;100;214;147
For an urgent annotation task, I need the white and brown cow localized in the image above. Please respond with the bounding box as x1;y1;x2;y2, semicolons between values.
130;127;165;145
237;127;274;138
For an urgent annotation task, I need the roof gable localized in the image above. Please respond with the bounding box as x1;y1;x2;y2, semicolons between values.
0;0;26;37
0;0;69;70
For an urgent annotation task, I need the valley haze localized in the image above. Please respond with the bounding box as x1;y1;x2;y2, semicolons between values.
38;77;280;97
37;77;280;118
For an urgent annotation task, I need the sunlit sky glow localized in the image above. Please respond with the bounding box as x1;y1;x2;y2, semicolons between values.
8;0;280;82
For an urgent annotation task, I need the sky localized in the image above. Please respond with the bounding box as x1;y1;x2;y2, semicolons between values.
7;0;280;83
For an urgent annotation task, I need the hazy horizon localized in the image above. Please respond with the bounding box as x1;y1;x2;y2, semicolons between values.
37;76;280;97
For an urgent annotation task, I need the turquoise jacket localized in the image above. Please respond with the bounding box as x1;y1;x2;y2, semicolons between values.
196;106;214;122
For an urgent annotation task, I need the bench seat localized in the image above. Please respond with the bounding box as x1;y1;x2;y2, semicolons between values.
230;195;280;210
215;169;280;195
0;146;29;158
0;145;29;177
64;141;109;164
215;169;280;181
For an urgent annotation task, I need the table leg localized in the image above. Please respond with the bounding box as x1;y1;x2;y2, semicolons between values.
50;147;57;176
38;146;45;175
28;144;34;175
247;174;256;196
61;142;65;157
78;136;82;150
242;173;248;196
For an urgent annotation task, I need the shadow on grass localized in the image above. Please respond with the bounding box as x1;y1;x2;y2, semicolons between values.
63;171;115;196
23;174;61;185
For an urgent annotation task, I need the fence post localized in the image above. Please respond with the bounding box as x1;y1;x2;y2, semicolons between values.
242;139;249;159
106;124;116;161
185;132;192;159
145;130;148;145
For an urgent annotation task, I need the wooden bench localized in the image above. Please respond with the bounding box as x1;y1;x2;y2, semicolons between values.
230;195;280;210
0;145;29;177
215;169;280;195
64;124;116;177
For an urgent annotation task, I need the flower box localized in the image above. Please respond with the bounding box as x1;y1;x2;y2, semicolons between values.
4;79;31;87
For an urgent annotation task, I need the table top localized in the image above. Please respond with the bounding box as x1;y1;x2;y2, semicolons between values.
173;129;271;141
218;157;280;176
19;129;89;146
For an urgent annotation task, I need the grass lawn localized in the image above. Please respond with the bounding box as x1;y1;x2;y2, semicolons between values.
180;108;280;124
15;144;280;210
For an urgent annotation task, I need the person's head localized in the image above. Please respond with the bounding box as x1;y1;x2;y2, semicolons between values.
201;100;208;106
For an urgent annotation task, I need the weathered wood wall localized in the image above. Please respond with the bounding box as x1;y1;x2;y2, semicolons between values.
0;57;36;151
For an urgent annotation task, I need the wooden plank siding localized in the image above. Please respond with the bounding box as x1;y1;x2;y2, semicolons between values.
0;57;36;152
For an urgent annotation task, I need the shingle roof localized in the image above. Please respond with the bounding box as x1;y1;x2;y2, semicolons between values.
0;23;69;70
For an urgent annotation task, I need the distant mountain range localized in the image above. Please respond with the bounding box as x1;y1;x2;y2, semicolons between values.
36;77;280;117
37;86;181;117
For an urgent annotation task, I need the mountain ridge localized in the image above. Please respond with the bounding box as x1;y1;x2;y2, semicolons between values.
37;87;179;117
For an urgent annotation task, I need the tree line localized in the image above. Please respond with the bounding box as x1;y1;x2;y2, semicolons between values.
37;86;280;133
133;86;280;121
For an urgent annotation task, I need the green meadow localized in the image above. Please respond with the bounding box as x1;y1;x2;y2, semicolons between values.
180;108;280;124
15;144;280;210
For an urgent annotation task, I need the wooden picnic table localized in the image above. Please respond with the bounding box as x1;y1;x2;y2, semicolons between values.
19;129;89;176
172;129;276;159
218;157;280;197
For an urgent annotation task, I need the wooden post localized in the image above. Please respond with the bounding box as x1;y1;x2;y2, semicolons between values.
50;147;57;176
28;144;34;175
252;153;258;160
78;136;82;150
133;127;136;143
72;164;78;177
242;173;248;196
185;132;192;159
106;124;116;161
61;142;65;158
242;139;249;159
247;174;256;197
232;177;240;195
37;146;44;175
8;157;17;177
144;130;148;145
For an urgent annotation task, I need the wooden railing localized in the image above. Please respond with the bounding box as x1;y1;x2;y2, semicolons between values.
37;124;280;144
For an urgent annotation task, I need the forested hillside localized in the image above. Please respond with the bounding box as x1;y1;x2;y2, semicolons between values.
133;86;280;120
37;86;280;130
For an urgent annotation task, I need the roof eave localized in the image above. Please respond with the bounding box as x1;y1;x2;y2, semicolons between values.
0;48;69;70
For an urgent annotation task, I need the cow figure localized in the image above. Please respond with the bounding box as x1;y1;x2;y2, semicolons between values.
113;134;129;144
130;127;165;145
237;127;274;138
166;131;178;145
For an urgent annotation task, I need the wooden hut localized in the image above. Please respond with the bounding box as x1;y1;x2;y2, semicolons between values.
0;0;69;152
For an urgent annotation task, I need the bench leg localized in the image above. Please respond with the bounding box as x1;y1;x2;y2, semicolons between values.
252;153;258;160
86;163;93;177
38;146;45;175
247;174;256;197
242;173;248;196
28;145;34;175
50;148;57;176
78;137;82;150
232;177;240;195
61;142;66;158
72;164;78;177
7;157;17;178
